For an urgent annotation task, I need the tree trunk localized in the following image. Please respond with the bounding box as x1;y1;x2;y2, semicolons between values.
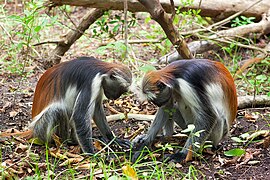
138;0;192;59
47;8;104;67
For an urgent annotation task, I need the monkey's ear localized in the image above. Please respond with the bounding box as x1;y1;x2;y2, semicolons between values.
156;81;166;91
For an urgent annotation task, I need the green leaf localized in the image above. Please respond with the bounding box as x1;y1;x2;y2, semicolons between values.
224;148;245;157
34;25;41;32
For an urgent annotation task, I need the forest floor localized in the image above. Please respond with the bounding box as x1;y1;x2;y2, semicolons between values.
1;66;270;179
1;2;270;179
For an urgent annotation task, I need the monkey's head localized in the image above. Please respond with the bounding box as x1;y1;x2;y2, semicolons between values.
102;65;132;100
140;69;174;107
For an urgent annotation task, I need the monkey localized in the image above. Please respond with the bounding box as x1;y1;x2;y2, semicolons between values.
30;56;132;154
132;59;237;162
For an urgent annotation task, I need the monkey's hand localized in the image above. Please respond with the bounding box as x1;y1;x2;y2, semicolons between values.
114;138;131;149
131;134;149;162
132;134;148;150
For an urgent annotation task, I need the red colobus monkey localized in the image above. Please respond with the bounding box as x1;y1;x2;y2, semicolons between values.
133;59;237;162
31;57;132;154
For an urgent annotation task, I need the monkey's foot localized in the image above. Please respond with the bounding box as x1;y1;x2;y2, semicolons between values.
164;152;187;163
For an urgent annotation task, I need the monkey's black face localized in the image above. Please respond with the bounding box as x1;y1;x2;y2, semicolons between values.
102;71;131;100
143;81;172;107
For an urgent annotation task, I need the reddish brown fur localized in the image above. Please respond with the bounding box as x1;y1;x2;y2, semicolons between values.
213;61;238;124
32;61;131;119
32;66;62;118
143;66;176;91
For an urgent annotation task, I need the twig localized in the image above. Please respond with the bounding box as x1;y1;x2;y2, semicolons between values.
33;40;60;46
124;0;128;61
180;0;263;36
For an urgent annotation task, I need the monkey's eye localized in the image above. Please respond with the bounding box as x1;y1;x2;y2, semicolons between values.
110;74;117;80
156;81;165;91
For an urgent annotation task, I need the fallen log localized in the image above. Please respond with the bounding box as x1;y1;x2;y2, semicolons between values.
159;9;270;64
49;0;269;21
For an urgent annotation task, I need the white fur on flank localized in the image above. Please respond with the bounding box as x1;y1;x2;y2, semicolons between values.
30;86;78;127
30;102;63;127
205;83;229;122
177;78;200;109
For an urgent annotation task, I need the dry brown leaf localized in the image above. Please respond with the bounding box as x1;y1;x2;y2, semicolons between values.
224;156;239;165
52;134;62;148
65;152;83;158
5;128;20;134
9;110;19;118
70;145;81;154
122;164;138;180
75;163;97;170
247;130;270;140
185;145;193;162
245;113;259;122
49;149;68;160
15;143;28;153
263;136;270;148
0;101;11;112
59;157;84;166
94;141;103;151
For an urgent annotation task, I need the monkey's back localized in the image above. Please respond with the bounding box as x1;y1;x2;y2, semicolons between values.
168;59;238;124
32;57;113;118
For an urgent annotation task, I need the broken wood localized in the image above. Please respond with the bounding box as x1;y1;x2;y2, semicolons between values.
104;95;270;122
238;95;270;109
47;8;104;67
159;9;270;63
49;0;270;21
138;0;192;59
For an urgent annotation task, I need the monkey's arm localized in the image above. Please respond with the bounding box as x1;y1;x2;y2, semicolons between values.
132;105;171;149
93;98;131;148
72;92;94;154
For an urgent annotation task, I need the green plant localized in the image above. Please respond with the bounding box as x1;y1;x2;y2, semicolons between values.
92;11;136;39
231;16;256;27
96;42;127;60
0;0;57;75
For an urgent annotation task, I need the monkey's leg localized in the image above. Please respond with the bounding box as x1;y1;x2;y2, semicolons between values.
93;99;130;149
131;106;172;162
168;110;217;162
32;104;68;144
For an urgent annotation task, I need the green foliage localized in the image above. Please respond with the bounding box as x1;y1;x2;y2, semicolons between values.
231;16;256;27
0;0;57;75
92;11;136;39
96;42;127;60
224;148;246;157
239;58;270;96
